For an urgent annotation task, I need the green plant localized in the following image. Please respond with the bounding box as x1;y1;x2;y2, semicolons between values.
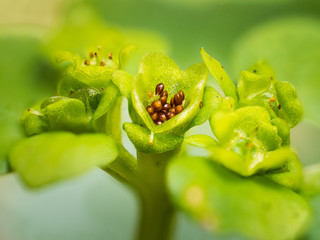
1;42;320;240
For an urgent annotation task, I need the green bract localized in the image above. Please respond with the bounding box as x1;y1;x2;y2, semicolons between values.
167;156;310;240
56;50;117;96
194;49;304;190
9;132;118;188
132;52;208;134
123;123;184;153
200;48;238;102
238;60;303;128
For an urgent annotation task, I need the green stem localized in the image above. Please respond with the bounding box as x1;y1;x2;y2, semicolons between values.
101;145;139;188
135;147;181;240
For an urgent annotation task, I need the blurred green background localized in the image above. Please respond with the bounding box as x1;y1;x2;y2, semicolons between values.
0;0;320;239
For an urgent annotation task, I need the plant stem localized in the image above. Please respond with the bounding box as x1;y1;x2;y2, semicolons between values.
101;145;139;189
135;147;181;240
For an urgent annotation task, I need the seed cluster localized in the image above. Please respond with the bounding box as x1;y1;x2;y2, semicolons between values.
146;83;185;125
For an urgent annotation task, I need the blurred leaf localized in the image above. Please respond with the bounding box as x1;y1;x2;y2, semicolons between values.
119;44;137;69
132;52;208;134
201;48;238;102
123;122;184;153
9;132;118;188
185;135;217;149
231;17;320;124
112;70;134;99
302;163;320;197
0;36;55;165
21;104;49;137
263;148;303;191
167;156;310;240
43;3;169;75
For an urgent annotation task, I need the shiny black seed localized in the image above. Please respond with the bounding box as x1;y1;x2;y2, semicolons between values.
155;83;164;95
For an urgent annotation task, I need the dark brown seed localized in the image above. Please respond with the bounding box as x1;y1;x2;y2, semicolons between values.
160;96;167;105
160;90;168;98
170;108;176;113
165;111;171;119
108;52;113;59
154;120;162;125
155;83;164;95
174;93;183;105
146;105;154;114
151;112;158;121
178;90;184;100
158;112;166;122
169;112;175;119
95;52;98;56
89;52;94;58
152;100;162;110
100;61;106;66
277;104;281;110
84;60;90;65
200;101;203;108
170;97;175;107
175;105;183;114
27;108;31;112
163;103;170;111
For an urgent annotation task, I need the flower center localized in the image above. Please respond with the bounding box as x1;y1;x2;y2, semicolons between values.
146;83;185;125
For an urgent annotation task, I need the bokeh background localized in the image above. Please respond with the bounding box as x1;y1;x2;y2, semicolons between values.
0;0;320;239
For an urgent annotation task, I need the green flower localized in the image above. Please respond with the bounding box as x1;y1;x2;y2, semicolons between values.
113;52;209;153
193;48;304;190
239;60;303;128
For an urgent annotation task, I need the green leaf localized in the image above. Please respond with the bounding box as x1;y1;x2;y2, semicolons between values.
20;106;49;137
263;148;303;191
200;48;238;102
187;87;223;129
185;135;217;149
119;44;137;69
210;106;281;151
302;163;320;197
58;65;114;96
271;118;290;146
132;52;208;134
247;60;276;80
167;156;310;240
237;70;273;100
41;98;91;133
69;87;102;116
123;122;184;153
91;82;120;122
112;70;134;99
9;132;118;188
275;81;303;128
55;51;75;65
